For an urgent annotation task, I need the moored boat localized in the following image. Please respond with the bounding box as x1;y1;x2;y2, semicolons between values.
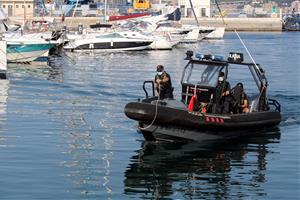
124;51;281;142
5;39;55;63
64;31;153;52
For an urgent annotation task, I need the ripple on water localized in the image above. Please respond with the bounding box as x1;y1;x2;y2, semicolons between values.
0;32;299;200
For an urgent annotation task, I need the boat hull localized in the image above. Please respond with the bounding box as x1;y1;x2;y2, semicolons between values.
64;35;153;52
73;42;151;51
204;27;225;39
6;43;54;62
124;101;281;142
108;13;151;21
149;37;174;50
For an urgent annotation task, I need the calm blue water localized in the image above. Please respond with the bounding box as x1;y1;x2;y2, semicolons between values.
0;32;299;199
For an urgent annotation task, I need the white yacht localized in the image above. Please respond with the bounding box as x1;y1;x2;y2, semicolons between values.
64;31;153;52
118;31;177;50
155;21;200;43
200;26;225;39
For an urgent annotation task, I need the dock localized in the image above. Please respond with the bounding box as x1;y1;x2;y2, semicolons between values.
181;18;283;32
9;17;283;32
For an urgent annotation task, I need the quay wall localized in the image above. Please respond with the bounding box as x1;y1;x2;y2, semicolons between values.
9;17;283;32
181;18;283;32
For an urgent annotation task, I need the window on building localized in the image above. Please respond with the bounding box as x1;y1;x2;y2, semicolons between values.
16;5;19;8
22;5;24;8
28;5;31;8
180;5;185;17
2;5;5;8
187;8;192;17
201;8;206;17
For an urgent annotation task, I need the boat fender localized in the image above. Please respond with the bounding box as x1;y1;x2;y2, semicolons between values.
188;84;198;112
188;95;196;112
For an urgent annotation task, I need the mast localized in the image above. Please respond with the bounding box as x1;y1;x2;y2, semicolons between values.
104;0;107;23
23;0;26;26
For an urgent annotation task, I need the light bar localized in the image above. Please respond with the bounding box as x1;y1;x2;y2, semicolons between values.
195;53;205;59
211;55;224;61
195;53;224;61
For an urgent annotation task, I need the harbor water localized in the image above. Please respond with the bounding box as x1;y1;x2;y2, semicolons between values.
0;32;299;199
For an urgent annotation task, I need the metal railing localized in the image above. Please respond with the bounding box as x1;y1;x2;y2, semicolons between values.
142;80;155;99
268;98;281;112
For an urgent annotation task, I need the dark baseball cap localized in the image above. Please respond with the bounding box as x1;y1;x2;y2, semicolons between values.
156;65;164;72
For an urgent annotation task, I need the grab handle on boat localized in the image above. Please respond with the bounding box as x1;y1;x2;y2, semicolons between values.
268;98;281;112
143;81;155;99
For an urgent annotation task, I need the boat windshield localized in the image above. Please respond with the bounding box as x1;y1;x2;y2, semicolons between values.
182;63;223;87
96;33;123;38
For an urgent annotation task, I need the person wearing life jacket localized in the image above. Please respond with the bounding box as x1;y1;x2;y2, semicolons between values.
155;65;173;99
213;71;231;114
238;83;250;113
231;82;250;113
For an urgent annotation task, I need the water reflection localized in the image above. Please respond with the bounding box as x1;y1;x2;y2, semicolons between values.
7;60;64;82
124;130;281;199
0;80;8;144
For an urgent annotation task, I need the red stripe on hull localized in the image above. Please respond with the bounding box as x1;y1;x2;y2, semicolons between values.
108;13;151;21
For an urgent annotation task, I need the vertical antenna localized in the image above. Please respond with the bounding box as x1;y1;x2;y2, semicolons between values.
234;30;260;71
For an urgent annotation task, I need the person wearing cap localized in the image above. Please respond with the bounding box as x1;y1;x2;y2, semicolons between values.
213;71;231;114
154;65;173;99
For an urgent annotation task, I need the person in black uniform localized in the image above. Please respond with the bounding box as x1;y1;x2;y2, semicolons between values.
231;82;250;113
154;65;173;99
213;71;231;114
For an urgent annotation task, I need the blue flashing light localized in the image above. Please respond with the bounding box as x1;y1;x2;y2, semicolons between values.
195;53;205;60
211;55;224;61
196;53;224;61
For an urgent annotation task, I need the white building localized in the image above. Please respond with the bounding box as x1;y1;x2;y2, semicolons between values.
291;1;300;12
178;0;210;18
0;0;34;18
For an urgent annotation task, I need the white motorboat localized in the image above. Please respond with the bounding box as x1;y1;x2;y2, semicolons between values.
5;38;55;63
64;31;153;52
121;19;199;44
118;20;179;49
2;31;58;63
200;26;225;39
155;21;200;43
118;31;177;50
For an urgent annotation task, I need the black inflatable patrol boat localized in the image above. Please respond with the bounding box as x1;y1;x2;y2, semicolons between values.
124;51;281;142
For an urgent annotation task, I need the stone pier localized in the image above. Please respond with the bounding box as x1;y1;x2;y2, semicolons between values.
9;16;283;32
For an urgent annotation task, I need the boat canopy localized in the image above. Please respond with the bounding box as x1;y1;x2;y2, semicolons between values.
181;51;268;91
95;33;124;39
